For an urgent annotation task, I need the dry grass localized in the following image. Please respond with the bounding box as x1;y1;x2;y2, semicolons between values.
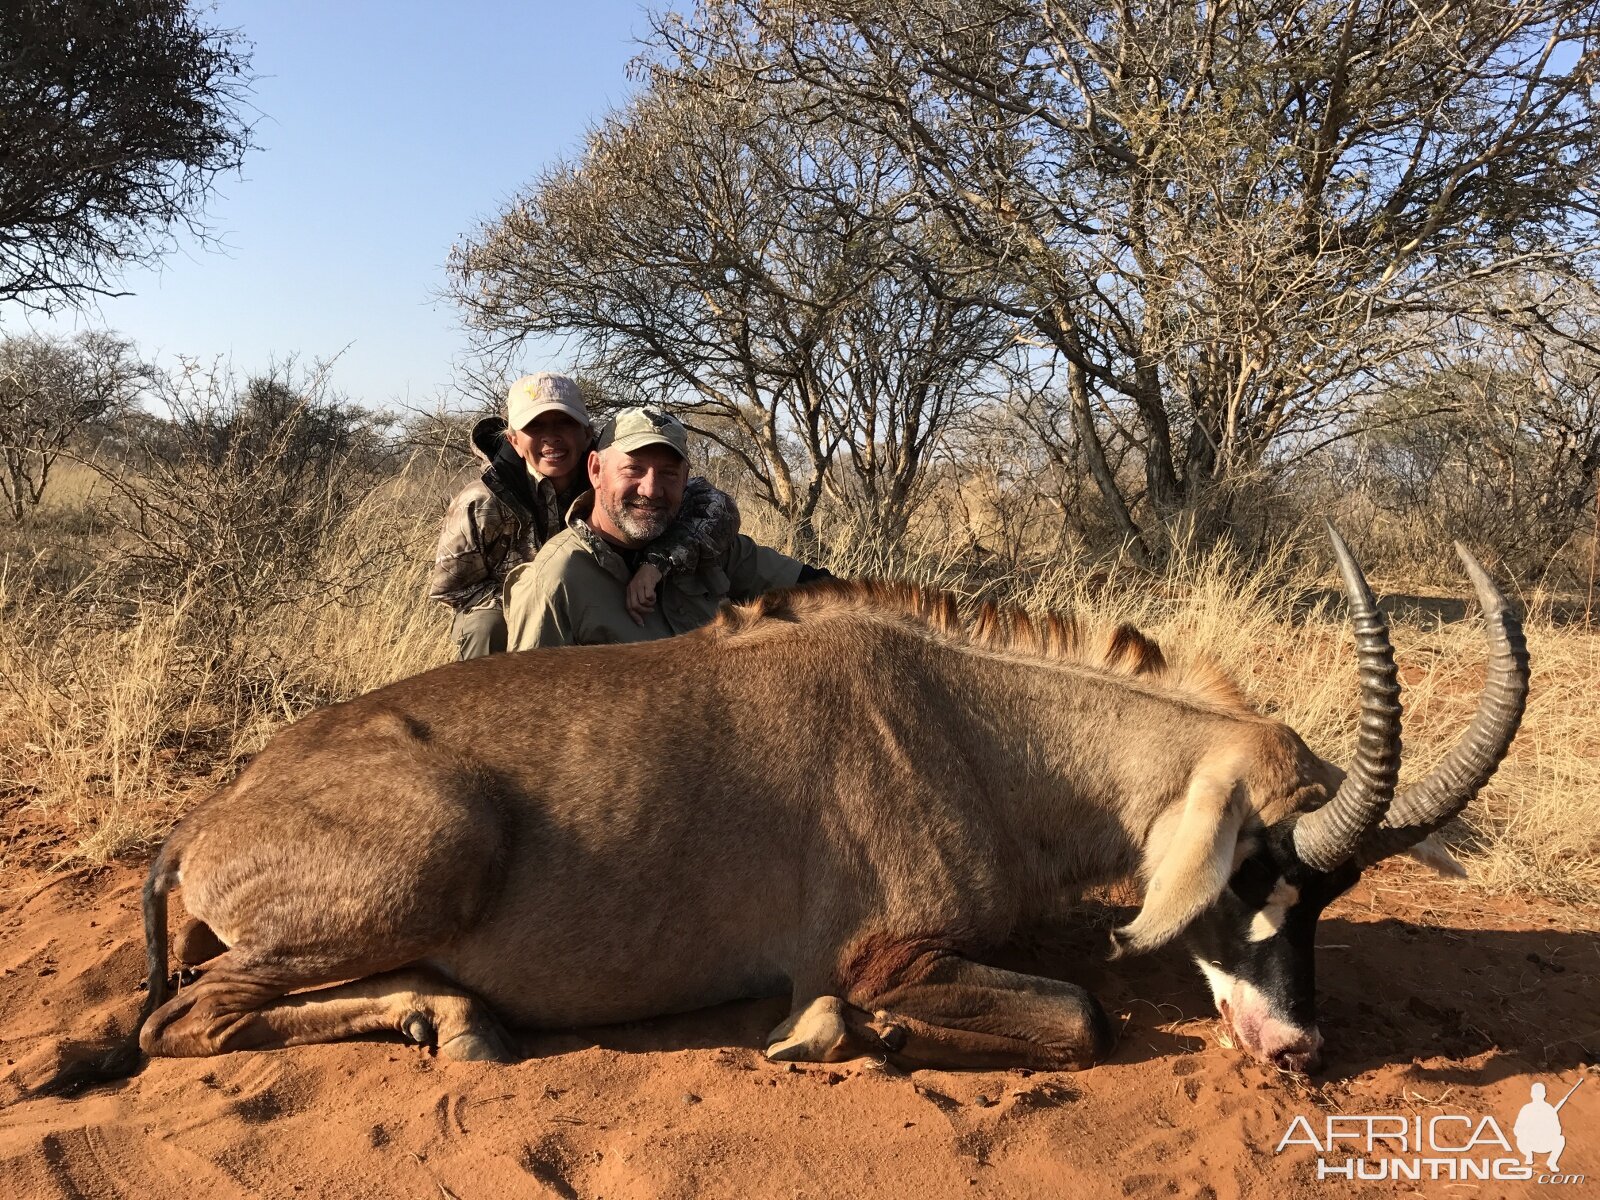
0;460;457;874
1444;621;1600;904
2;478;1596;906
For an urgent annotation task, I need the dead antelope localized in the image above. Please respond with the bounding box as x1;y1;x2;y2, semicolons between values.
47;528;1525;1090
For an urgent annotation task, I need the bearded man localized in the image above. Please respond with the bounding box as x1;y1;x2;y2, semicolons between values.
504;407;827;649
429;375;738;659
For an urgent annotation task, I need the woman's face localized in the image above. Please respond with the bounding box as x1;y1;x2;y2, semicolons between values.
510;411;589;484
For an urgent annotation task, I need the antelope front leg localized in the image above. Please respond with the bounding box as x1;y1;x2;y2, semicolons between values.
853;953;1116;1071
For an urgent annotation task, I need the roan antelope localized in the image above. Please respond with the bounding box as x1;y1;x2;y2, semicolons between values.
46;528;1525;1090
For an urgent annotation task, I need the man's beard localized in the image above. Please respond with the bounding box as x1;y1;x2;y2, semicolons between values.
601;492;673;544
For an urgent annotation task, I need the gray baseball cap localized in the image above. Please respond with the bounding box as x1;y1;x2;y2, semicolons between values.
597;406;688;460
506;373;591;432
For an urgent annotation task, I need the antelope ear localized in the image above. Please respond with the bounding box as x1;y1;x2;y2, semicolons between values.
1112;774;1246;957
1407;832;1467;878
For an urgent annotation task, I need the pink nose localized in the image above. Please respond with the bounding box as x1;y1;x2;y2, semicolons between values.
1260;1024;1324;1074
1225;998;1324;1074
1268;1039;1322;1074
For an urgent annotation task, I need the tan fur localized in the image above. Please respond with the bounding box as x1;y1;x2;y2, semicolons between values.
126;580;1341;1071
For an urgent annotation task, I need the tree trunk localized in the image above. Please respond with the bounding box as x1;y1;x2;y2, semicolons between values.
4;451;27;521
1066;362;1150;565
1133;359;1182;522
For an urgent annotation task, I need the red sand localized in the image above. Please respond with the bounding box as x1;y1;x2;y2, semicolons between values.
2;857;1595;1199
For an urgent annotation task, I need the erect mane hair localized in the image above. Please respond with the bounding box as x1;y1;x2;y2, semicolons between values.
713;578;1255;717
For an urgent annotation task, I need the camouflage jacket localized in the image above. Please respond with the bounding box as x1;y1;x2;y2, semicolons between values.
427;416;740;613
504;493;804;650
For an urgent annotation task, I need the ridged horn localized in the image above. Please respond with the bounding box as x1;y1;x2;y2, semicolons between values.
1293;524;1403;872
1356;544;1529;867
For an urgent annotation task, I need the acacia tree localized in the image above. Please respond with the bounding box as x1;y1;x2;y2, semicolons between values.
668;0;1600;555
0;331;145;519
452;67;1013;545
0;0;254;310
1357;275;1600;579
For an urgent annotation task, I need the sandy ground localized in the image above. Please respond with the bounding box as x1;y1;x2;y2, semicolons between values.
1;853;1595;1200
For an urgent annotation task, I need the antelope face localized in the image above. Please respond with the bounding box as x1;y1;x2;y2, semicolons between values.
1184;825;1359;1074
1174;530;1525;1075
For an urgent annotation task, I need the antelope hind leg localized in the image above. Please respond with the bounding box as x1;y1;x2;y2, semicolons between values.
175;917;227;967
858;955;1116;1071
246;968;516;1062
141;957;514;1062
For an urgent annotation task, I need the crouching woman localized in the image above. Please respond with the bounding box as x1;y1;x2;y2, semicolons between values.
427;373;738;658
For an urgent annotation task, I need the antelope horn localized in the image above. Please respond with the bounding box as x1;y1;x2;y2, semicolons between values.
1293;524;1403;872
1356;545;1528;867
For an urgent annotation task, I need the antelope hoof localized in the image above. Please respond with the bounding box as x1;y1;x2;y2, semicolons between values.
765;1038;836;1062
869;1013;908;1053
403;1013;435;1046
764;996;851;1062
440;1027;515;1063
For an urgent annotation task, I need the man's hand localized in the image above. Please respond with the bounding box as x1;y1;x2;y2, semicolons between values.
626;562;663;625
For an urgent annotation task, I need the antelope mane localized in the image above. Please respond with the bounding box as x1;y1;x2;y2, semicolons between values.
715;578;1254;717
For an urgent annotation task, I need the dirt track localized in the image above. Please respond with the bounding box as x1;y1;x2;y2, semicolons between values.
2;859;1595;1199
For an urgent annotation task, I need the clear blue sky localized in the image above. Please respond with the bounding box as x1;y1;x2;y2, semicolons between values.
3;0;663;408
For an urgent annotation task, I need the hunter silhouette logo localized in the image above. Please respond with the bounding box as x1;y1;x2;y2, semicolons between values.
1515;1079;1582;1172
1276;1076;1587;1184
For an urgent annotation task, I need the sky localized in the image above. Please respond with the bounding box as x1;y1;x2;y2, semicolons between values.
3;0;663;408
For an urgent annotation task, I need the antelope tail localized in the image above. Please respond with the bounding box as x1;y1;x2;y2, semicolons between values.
33;849;178;1097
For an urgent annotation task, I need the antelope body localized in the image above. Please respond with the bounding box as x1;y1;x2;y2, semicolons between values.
51;531;1527;1087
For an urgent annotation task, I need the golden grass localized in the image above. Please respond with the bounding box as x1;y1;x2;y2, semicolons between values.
0;585;197;863
1446;621;1600;904
31;457;109;510
2;483;1595;906
0;462;458;876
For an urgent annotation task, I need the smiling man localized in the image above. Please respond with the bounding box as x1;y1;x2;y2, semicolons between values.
429;376;739;658
505;407;827;649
